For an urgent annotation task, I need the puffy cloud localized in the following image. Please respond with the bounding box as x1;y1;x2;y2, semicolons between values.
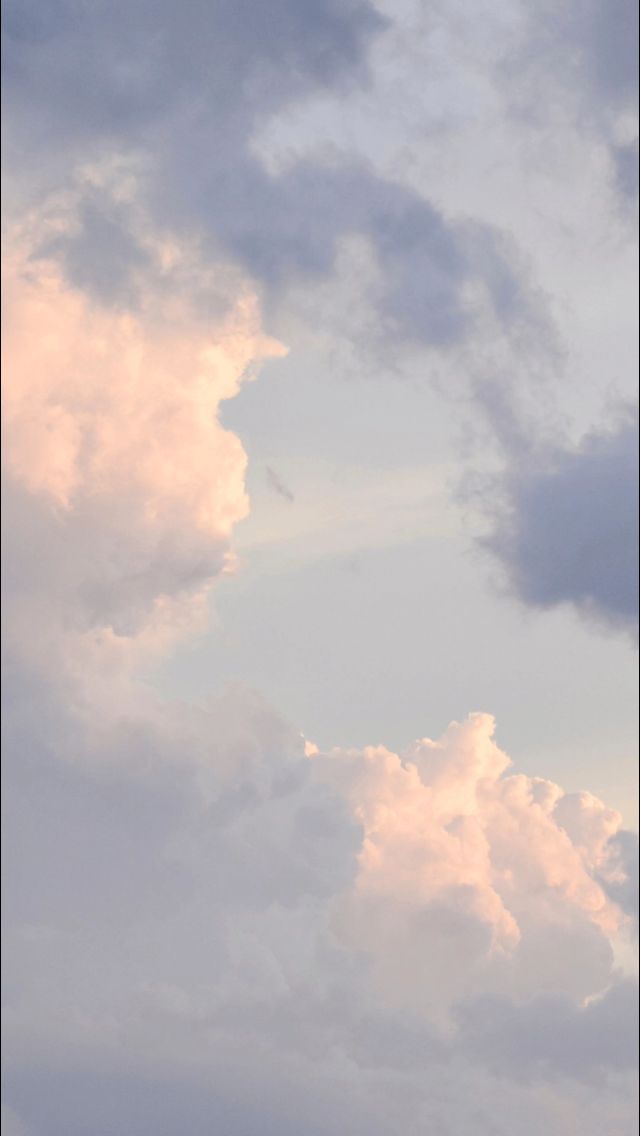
3;302;635;1124
4;413;638;1132
313;713;631;1015
486;414;639;634
2;6;637;1130
2;216;285;653
2;687;638;1134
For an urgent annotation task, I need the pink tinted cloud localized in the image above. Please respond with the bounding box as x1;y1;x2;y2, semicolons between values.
2;230;285;650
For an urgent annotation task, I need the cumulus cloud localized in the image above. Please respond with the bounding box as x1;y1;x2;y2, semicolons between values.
313;713;632;1014
2;5;638;1132
2;271;636;1113
2;214;285;655
2;225;636;1126
3;683;638;1134
486;413;639;634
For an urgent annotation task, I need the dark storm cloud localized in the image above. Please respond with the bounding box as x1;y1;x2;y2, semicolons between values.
488;414;639;632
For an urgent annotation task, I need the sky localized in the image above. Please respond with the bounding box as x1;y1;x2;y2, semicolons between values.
1;2;639;1134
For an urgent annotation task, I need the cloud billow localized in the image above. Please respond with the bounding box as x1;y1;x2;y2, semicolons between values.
2;5;638;1131
2;0;540;353
2;671;638;1133
2;220;637;1132
488;414;639;633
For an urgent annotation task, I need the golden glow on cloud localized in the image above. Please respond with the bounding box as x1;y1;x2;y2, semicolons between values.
2;243;285;531
312;713;626;1013
2;227;286;656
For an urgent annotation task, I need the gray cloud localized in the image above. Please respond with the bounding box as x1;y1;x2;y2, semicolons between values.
2;5;638;1131
2;672;638;1134
2;0;384;145
613;139;640;200
567;0;638;108
505;0;639;198
598;829;640;921
487;414;639;633
36;192;152;308
456;979;639;1083
2;0;543;353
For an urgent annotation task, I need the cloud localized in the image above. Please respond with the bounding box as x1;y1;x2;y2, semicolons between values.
613;138;640;200
2;0;384;141
558;0;638;110
0;1105;32;1136
456;977;639;1083
486;413;639;634
36;190;153;308
2;683;638;1134
598;829;640;922
313;713;632;1014
1;0;546;357
2;245;635;1124
1;218;285;652
2;6;637;1130
504;0;639;198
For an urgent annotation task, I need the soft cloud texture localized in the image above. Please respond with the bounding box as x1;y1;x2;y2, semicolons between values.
504;0;639;198
2;213;285;655
3;213;637;1133
487;414;639;634
314;714;632;1013
3;679;638;1133
2;3;638;1133
1;0;546;356
456;977;639;1082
